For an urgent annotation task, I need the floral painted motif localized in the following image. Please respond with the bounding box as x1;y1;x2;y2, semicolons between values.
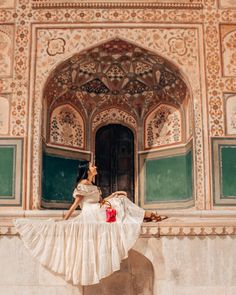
50;105;84;148
0;96;9;134
145;104;182;148
47;38;66;56
168;37;187;56
0;27;13;76
92;108;137;131
225;94;236;135
223;30;236;76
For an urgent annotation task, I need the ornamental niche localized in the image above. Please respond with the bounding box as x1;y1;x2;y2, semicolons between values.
43;38;190;153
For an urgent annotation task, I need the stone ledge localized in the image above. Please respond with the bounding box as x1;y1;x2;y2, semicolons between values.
1;209;236;218
1;210;236;237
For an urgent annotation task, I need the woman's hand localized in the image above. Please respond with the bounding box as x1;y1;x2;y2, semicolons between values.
104;191;127;201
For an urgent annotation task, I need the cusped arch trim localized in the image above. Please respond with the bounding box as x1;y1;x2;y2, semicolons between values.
92;107;138;135
48;101;86;125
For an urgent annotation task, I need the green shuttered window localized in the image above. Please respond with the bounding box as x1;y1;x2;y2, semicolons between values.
145;151;193;203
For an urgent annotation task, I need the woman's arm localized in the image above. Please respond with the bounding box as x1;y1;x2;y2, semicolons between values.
64;195;83;220
104;191;127;201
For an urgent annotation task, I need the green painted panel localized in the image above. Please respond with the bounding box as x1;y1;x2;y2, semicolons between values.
42;153;81;203
221;146;236;197
0;147;14;197
186;150;193;198
145;151;193;202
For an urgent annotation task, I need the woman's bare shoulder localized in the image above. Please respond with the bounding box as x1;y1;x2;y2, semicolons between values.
79;179;90;185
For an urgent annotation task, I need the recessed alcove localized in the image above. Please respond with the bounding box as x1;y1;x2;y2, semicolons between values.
41;38;193;210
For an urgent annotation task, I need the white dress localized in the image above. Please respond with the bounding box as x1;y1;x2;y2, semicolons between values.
14;184;145;286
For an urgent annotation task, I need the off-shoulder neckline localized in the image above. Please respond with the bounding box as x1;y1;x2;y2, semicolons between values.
78;183;96;186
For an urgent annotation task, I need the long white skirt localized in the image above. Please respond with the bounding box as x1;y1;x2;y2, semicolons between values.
14;196;145;286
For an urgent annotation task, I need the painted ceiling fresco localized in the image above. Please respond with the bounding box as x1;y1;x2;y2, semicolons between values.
45;38;187;117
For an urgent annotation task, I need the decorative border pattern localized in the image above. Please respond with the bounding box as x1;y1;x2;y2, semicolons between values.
0;138;23;206
141;223;236;237
2;220;236;237
31;0;203;10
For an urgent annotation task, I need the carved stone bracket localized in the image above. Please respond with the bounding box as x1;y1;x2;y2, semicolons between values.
141;222;236;237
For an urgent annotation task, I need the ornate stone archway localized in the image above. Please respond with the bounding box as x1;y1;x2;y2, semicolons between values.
40;38;191;208
43;38;188;127
30;30;204;210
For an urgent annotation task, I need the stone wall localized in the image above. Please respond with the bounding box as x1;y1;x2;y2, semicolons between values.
0;210;236;294
1;233;235;295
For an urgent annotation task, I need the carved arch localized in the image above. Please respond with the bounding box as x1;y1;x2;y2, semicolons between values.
92;107;137;135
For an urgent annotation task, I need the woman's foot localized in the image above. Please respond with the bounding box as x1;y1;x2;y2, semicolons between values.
144;212;168;222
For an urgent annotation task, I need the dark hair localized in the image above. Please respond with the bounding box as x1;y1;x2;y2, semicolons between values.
75;160;90;188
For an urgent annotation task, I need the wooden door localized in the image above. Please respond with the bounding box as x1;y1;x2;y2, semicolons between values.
95;124;134;202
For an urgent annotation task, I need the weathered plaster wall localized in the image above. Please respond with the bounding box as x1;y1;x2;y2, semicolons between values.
1;233;236;295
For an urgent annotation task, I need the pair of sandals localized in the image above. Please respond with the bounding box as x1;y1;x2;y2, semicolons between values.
144;212;168;222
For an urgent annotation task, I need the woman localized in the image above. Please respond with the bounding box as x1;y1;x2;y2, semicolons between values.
14;160;167;286
64;161;165;222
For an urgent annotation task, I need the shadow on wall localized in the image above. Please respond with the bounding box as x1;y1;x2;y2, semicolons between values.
83;250;154;295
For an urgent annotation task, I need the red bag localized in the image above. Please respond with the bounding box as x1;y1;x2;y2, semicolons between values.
106;207;116;222
100;200;117;223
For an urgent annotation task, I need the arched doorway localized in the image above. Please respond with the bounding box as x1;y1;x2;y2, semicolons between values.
95;124;134;202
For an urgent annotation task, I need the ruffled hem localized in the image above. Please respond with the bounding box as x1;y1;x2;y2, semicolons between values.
14;197;145;286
